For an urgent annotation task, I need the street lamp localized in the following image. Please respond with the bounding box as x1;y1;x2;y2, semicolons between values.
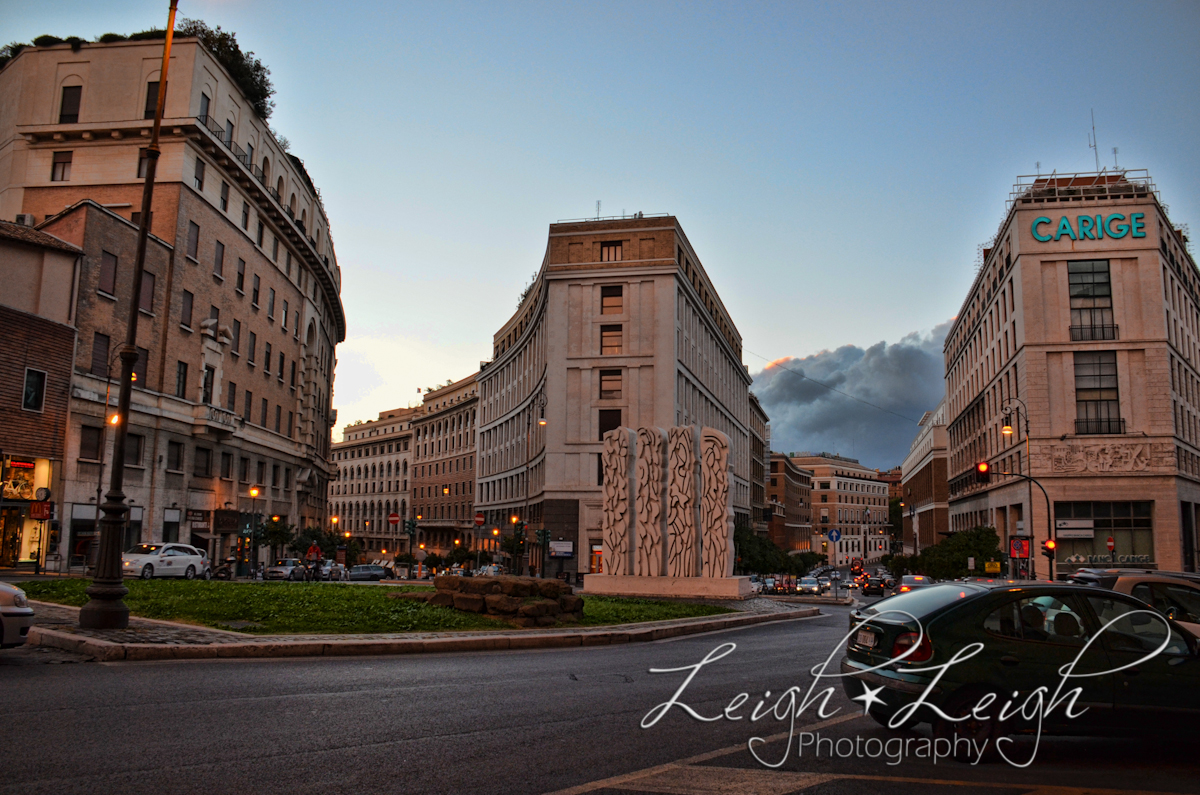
1001;397;1037;578
248;486;262;579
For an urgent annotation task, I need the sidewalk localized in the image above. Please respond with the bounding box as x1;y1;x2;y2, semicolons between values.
28;599;821;662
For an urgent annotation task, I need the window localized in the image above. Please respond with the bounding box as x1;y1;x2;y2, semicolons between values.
198;92;210;120
277;352;284;380
601;285;623;314
194;447;212;477
293;310;299;336
261;398;268;426
226;381;237;412
138;271;155;313
601;325;622;355
1068;260;1115;340
193;158;205;191
598;408;622;440
264;343;272;375
99;251;118;295
51;151;72;181
290;361;296;387
1085;594;1189;656
80;426;102;460
133;347;149;385
175;361;188;399
275;405;282;433
1075;351;1121;434
600;241;622;262
22;368;46;412
252;274;260;305
243;390;252;421
201;365;215;404
167;441;183;471
144;81;162;120
599;369;622;399
239;457;250;482
287;412;294;437
221;452;233;480
984;596;1090;645
272;464;281;487
282;301;289;330
1131;582;1200;625
285;467;292;489
59;85;81;124
125;434;144;466
180;290;194;328
210;305;219;324
210;241;225;279
257;460;266;485
223;119;234;146
219;182;229;212
241;201;250;230
91;333;110;376
131;211;152;227
285;251;292;278
236;259;246;291
186;221;199;259
267;288;276;318
248;332;257;364
231;319;241;353
256;221;264;246
272;237;279;261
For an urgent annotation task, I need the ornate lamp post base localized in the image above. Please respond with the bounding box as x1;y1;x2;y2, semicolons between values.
79;581;131;628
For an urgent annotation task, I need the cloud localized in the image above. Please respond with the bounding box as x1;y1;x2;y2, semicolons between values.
751;320;952;469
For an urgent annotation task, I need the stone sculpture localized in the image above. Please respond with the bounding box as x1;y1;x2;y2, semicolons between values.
700;428;733;578
635;426;669;577
601;428;633;576
666;426;698;577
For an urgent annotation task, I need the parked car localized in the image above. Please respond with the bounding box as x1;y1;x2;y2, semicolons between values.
818;576;831;592
349;564;388;581
763;577;776;593
195;549;213;580
841;581;1200;745
266;558;306;581
1068;568;1200;636
320;559;348;581
892;574;935;595
861;576;887;596
799;577;821;595
0;582;34;648
121;543;206;580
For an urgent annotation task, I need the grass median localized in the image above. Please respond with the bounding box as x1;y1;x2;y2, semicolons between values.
22;580;734;635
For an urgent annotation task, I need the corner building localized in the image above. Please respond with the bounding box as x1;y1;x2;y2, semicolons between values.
475;216;753;580
790;452;889;566
945;171;1199;575
0;38;344;561
410;375;479;556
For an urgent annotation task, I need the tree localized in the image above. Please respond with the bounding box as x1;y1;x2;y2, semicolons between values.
888;497;904;555
262;520;294;559
289;526;338;559
446;546;475;567
176;18;275;118
882;526;1001;580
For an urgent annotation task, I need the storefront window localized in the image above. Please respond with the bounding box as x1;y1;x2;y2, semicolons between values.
589;541;603;574
1053;501;1154;567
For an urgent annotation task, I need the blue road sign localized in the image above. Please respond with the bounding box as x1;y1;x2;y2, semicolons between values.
827;528;841;543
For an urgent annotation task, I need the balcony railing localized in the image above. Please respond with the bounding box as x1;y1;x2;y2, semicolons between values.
1070;324;1119;341
1076;418;1125;435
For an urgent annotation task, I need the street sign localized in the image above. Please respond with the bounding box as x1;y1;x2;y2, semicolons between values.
475;512;485;526
827;528;842;543
968;556;976;570
984;561;1002;574
1107;536;1115;552
388;513;400;526
1010;537;1030;559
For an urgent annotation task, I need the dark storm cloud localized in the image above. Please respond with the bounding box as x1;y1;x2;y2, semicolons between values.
751;320;953;470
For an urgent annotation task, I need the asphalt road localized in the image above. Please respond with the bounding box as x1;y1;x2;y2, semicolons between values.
1;598;1197;795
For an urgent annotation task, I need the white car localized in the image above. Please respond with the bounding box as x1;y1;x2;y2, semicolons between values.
0;582;34;647
122;543;206;580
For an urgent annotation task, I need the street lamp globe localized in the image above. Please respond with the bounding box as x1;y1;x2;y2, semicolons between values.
249;486;260;498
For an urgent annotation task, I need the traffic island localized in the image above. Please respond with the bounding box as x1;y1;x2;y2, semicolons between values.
393;575;585;627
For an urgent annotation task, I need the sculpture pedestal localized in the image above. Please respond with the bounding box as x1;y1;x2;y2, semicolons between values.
582;574;753;600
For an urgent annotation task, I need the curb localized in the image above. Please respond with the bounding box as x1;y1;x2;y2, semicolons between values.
29;607;819;661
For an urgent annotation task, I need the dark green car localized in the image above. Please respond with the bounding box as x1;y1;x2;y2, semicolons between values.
840;582;1200;752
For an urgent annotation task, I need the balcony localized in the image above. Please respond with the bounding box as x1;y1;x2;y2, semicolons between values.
1070;324;1119;341
192;403;241;438
1076;418;1125;435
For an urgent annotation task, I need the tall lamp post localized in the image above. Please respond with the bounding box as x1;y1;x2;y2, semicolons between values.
248;486;262;579
521;394;547;577
1001;397;1038;578
79;0;178;629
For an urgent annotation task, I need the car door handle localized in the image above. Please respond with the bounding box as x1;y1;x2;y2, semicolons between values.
1000;655;1019;666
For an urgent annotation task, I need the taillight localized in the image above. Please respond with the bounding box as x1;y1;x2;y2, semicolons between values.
899;585;910;592
891;631;932;662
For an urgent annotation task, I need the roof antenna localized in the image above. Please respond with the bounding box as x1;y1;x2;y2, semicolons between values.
1088;109;1100;172
1036;161;1041;176
1112;146;1120;169
596;200;601;220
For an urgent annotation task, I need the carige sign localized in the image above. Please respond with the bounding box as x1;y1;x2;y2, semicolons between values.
1032;213;1146;242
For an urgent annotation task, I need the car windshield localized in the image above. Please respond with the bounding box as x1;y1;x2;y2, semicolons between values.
273;560;293;566
127;544;161;555
901;575;929;584
801;578;818;585
862;583;985;620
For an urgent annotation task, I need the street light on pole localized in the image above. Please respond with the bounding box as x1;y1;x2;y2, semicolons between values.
1001;397;1038;578
248;486;262;579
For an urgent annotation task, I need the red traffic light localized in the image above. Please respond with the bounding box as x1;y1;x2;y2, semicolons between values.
976;462;989;474
974;461;991;484
1045;539;1056;551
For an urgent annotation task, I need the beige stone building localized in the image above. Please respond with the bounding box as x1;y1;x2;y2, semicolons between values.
790;452;889;566
945;170;1199;576
0;37;344;565
900;399;950;554
328;407;417;561
410;375;479;556
749;392;770;535
475;215;753;581
767;452;812;552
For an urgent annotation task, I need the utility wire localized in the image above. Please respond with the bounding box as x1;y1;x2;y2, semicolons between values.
744;349;922;425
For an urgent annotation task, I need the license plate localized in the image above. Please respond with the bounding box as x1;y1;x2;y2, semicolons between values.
855;629;876;648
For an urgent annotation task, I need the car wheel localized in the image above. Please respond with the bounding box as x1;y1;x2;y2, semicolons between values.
140;564;154;580
185;565;196;580
203;569;212;581
933;687;1005;762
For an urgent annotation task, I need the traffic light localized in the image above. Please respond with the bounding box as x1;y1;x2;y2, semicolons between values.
974;461;991;484
1041;538;1057;560
403;519;417;537
536;528;550;545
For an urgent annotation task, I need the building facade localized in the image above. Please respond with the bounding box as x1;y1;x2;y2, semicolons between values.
474;215;754;581
328;406;416;561
749;392;770;535
900;399;949;555
945;170;1200;576
0;219;82;567
790;452;889;566
766;452;812;552
1;37;345;564
410;375;479;557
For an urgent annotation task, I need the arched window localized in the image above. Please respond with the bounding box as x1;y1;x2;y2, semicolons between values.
289;193;297;214
402;461;408;476
277;176;285;198
301;208;307;229
261;157;270;181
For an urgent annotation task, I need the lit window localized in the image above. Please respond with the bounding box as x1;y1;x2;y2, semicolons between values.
51;151;72;181
599;370;622;400
601;324;622;355
601;285;623;315
600;241;622;262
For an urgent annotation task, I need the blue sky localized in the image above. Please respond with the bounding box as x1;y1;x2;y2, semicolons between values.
6;1;1200;465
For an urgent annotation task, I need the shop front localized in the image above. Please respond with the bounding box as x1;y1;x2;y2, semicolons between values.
1;457;55;567
1054;501;1156;573
68;503;142;570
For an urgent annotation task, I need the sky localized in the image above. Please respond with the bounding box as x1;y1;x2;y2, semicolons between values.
5;1;1200;468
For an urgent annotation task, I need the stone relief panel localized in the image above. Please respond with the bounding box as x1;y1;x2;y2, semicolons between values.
667;426;698;577
700;428;733;578
1049;443;1151;474
635;426;668;577
601;428;633;576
